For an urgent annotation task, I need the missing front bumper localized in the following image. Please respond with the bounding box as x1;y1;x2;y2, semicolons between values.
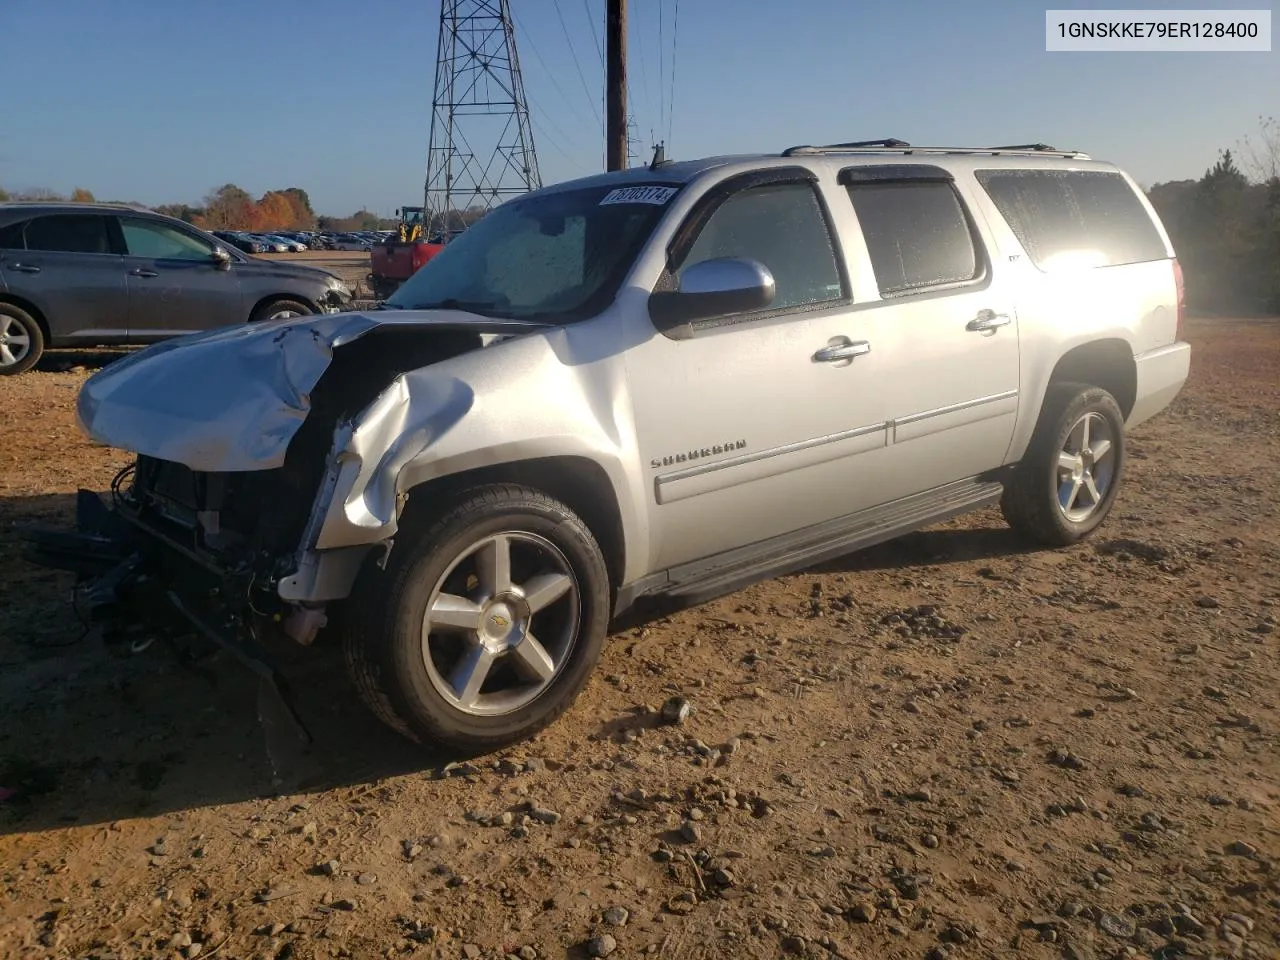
18;489;314;744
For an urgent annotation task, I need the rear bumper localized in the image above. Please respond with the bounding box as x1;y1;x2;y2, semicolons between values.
1128;341;1191;429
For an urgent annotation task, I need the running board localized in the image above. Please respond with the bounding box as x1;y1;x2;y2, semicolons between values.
622;475;1005;612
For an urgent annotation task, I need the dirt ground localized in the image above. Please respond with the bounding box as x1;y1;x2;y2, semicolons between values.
1;317;1277;960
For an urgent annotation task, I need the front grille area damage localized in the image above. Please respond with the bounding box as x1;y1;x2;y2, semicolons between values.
21;325;497;677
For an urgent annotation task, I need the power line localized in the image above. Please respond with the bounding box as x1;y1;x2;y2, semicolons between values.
516;18;595;133
552;0;602;128
529;111;580;168
582;0;610;161
658;0;666;140
583;0;604;66
632;5;649;130
668;0;680;148
529;97;581;156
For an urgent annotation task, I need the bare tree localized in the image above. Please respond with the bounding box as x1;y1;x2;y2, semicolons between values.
1237;116;1280;183
15;187;65;201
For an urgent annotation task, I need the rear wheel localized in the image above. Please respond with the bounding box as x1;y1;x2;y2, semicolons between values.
0;305;44;375
1002;383;1126;546
343;484;611;753
250;299;313;322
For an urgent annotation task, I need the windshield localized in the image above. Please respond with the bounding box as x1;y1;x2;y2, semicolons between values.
386;182;680;322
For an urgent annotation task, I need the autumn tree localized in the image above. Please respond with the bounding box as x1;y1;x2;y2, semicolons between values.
0;186;9;202
279;187;317;229
257;192;302;231
203;183;257;230
70;187;96;203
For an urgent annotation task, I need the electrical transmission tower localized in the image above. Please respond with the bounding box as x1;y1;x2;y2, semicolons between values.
424;0;541;236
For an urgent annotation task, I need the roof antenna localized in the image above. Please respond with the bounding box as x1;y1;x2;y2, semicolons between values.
649;141;666;171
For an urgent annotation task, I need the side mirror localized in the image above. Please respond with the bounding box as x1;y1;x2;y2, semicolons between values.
211;246;232;269
648;257;776;336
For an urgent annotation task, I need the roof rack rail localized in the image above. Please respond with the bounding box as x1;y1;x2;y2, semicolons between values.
827;138;912;149
781;142;1090;160
986;143;1059;151
782;139;908;156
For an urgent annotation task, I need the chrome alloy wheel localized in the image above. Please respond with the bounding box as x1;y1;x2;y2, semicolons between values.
1056;411;1116;523
421;532;580;716
0;315;32;368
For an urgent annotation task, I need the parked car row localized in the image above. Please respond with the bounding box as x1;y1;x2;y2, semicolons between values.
211;229;397;255
0;202;354;374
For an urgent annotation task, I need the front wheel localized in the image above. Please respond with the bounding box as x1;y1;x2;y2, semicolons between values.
343;484;611;753
1001;383;1126;546
250;299;313;323
0;305;44;376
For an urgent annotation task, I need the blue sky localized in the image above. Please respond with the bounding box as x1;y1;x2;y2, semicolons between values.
1;0;1275;215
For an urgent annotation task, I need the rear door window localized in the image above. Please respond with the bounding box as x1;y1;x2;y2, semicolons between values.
24;215;113;254
975;169;1167;270
0;221;26;249
845;180;981;296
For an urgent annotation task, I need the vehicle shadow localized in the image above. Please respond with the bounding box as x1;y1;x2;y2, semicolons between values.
1;493;1037;835
809;520;1042;574
34;348;133;373
0;492;441;837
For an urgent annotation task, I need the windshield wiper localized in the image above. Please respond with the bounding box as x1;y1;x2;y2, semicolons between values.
373;301;405;310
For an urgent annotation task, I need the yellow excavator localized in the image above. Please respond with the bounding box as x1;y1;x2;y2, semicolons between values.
369;207;443;298
397;211;424;243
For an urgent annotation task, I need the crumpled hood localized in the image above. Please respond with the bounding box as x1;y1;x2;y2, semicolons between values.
76;310;547;472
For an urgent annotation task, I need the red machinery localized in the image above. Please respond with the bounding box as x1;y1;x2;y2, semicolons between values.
367;206;444;299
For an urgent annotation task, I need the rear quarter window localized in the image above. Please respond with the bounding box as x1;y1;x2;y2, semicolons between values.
975;169;1167;271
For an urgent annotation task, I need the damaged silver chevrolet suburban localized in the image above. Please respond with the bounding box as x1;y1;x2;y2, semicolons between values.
24;141;1191;751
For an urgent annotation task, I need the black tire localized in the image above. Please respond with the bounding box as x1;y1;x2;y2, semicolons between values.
1002;382;1126;547
249;299;313;323
343;483;611;753
0;304;44;376
369;276;401;300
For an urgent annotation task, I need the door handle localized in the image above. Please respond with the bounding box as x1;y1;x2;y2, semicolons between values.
129;268;160;278
813;339;871;363
967;309;1011;332
8;263;41;274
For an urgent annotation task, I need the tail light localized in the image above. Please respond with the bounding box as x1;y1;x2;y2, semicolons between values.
1172;258;1186;341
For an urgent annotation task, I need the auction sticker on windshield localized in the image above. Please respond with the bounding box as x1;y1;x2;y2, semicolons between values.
600;185;679;205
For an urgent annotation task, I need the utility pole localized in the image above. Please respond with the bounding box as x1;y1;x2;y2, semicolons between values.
606;0;628;171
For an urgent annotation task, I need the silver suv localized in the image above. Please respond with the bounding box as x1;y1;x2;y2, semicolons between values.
29;141;1191;752
0;202;353;374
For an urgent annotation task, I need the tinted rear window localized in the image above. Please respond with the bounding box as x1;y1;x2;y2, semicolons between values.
0;221;25;250
846;181;980;296
975;170;1166;270
24;215;113;254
